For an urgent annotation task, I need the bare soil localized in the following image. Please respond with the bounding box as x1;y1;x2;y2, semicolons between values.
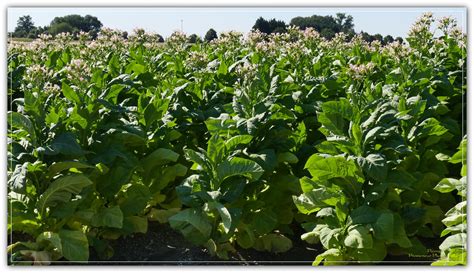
9;222;441;265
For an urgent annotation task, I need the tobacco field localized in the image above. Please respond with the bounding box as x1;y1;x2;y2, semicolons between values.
7;14;467;265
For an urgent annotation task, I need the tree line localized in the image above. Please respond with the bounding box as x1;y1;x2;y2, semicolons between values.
252;14;404;44
11;13;404;44
12;14;102;39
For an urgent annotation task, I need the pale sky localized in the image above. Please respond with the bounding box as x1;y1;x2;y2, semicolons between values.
7;7;466;38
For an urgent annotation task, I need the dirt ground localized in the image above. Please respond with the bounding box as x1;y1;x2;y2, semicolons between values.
89;222;320;265
9;222;440;265
86;222;440;265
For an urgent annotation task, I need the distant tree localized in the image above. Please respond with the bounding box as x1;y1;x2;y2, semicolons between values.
272;26;287;34
395;36;404;44
253;17;271;34
83;15;102;32
14;15;36;37
49;14;102;36
49;22;74;35
360;31;373;42
122;31;128;39
188;34;200;43
156;34;164;43
268;18;287;33
320;28;336;40
253;17;286;34
372;33;383;42
204;28;218;42
289;14;353;39
383;35;394;45
88;29;99;40
36;26;49;35
335;13;354;33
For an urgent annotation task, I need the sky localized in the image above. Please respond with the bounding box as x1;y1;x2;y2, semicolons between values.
7;7;466;38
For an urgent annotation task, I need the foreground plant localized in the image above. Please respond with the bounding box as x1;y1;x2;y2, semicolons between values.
7;13;466;264
432;138;466;266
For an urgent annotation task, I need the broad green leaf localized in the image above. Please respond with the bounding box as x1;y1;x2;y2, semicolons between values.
317;207;336;218
441;223;467;237
96;164;133;200
301;231;320;244
59;229;89;261
318;99;353;136
388;214;412;248
216;157;263;183
251;210;278;235
151;163;188;192
204;239;217;257
302;224;327;245
46;50;61;68
184;149;210;170
122;216;148;234
51;199;79;219
37;174;92;216
335;202;349;223
107;128;146;146
61;82;82;104
8;112;36;142
69;108;88;129
344;225;373;249
169;208;212;244
236;225;255;249
18;250;51;265
373;212;394;241
176;175;208;207
299;176;319;193
445;201;467;217
128;63;146;75
91;206;124;228
207;134;226;164
457;177;467;197
8;162;28;193
442;213;466;227
105;84;125;104
386;170;416;190
224;135;253;152
349;239;387;262
319;227;341;250
141;148;179;174
209;201;232;234
248;149;278;172
36;232;62;252
434;178;458;193
439;233;467;256
304;154;362;182
349;205;380;224
446;248;467;265
118;184;151;216
254;234;292;253
205;115;237;134
357;154;388;182
350;122;362;146
47;161;94;178
449;138;466;165
40;133;84;157
217;61;228;76
313;248;343;266
277;152;299;164
293;189;340;214
148;208;180;223
363;126;384;145
422;118;449;136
